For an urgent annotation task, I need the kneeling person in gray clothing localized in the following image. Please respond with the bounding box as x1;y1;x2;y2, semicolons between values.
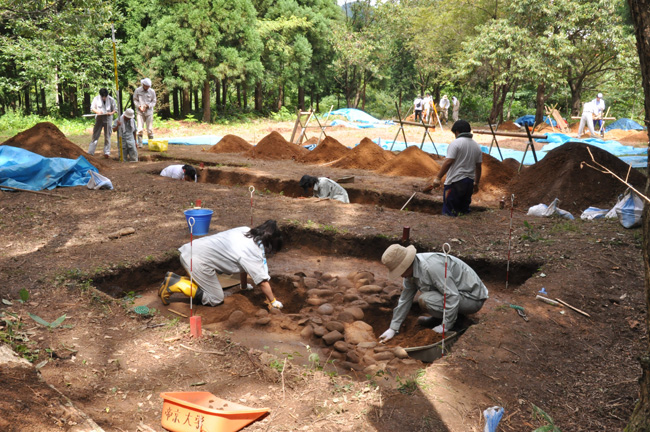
112;108;138;162
378;244;488;343
299;175;350;203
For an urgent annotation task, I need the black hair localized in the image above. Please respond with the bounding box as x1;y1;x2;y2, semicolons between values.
451;119;471;134
182;165;197;181
99;88;109;97
299;175;318;193
246;219;283;254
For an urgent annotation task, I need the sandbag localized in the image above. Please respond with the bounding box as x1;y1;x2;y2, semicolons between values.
612;190;643;228
86;170;113;190
527;198;574;220
580;207;609;220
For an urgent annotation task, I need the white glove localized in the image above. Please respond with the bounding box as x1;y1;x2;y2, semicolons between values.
378;328;396;343
245;283;254;291
271;299;283;309
432;325;444;334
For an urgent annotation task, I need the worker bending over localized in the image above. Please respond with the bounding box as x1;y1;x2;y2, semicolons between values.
159;220;284;309
160;164;197;182
378;244;488;343
577;101;597;138
299;175;350;203
427;119;482;216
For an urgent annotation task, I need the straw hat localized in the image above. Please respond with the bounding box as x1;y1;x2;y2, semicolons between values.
123;108;135;119
382;244;417;278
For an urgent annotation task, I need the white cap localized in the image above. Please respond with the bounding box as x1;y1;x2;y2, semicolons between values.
123;108;135;119
597;93;603;98
141;78;152;87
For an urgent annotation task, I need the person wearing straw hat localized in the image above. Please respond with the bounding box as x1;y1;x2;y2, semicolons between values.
133;78;157;147
159;220;284;309
377;244;488;343
112;108;138;162
299;175;350;203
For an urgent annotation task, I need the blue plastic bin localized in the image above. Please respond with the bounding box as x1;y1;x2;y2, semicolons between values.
184;209;214;236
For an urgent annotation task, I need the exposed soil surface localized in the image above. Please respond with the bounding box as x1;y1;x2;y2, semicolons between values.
333;137;395;170
206;134;252;153
299;136;350;164
245;131;308;160
0;124;647;432
509;142;647;212
378;145;440;177
497;120;522;131
0;122;108;170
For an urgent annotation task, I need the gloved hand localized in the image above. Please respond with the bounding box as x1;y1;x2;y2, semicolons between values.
271;299;283;309
432;177;442;188
432;325;444;334
378;328;396;343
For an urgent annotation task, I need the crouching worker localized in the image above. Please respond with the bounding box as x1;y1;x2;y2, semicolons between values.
377;244;488;343
299;175;350;203
159;220;284;309
160;164;197;182
112;108;138;162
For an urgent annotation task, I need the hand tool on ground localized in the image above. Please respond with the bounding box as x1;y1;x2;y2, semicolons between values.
506;194;514;289
400;192;417;211
441;243;451;356
509;304;528;322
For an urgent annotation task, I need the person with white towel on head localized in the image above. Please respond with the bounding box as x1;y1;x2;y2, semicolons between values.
88;88;117;158
112;108;138;162
452;96;460;122
439;95;451;124
133;78;157;147
590;93;606;136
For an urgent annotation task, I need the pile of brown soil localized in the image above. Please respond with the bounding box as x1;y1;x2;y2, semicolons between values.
206;134;252;153
377;145;440;178
245;131;308;160
508;142;647;212
332;138;395;170
480;153;517;193
617;130;649;144
498;121;522;132
389;328;443;348
1;122;107;170
300;136;351;164
502;158;522;172
302;137;319;146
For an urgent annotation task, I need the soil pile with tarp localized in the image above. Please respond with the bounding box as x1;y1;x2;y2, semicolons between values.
206;134;252;153
508;142;647;212
245;131;308;160
498;121;522;132
377;145;440;177
332;138;395;170
479;153;517;194
300;136;351;164
1;122;107;169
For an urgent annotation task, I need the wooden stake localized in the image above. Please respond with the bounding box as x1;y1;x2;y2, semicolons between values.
1;185;70;199
168;308;188;318
555;298;591;318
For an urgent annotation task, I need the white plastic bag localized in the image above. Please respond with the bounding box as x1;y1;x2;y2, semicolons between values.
86;170;114;190
484;406;504;432
614;190;643;228
527;198;574;220
580;207;609;220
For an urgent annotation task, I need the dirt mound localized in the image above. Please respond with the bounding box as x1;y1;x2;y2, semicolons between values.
245;131;308;160
377;146;440;177
1;122;107;169
509;142;647;212
479;153;517;194
300;136;351;164
302;137;319;146
498;121;522;132
616;130;649;144
206;134;252;153
332;138;395;170
502;158;521;172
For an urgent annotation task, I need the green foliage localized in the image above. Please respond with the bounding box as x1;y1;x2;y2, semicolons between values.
395;369;427;395
28;313;68;329
532;404;562;431
18;288;29;304
0;112;89;136
521;220;542;242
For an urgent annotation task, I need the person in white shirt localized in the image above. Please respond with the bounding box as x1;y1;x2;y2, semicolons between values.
133;78;157;147
413;95;424;122
299;175;350;203
422;93;433;123
452;96;460;122
439;95;451;124
590;93;606;136
577;101;597;138
89;88;117;158
159;220;284;309
160;164;197;181
112;108;138;162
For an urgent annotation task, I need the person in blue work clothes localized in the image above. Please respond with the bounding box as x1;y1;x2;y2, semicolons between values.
378;244;488;343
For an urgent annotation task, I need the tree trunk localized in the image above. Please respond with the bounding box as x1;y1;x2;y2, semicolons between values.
173;89;180;118
361;75;367;111
34;82;39;114
488;83;510;124
221;79;227;110
24;86;31;115
160;91;171;118
83;91;90;115
215;79;221;111
236;83;241;107
276;84;284;111
188;89;192;112
298;86;305;111
316;92;320;112
534;83;546;126
193;89;199;112
41;86;48;115
625;0;650;428
69;85;78;117
568;75;585;116
242;83;248;110
202;80;211;123
181;88;190;117
254;82;262;111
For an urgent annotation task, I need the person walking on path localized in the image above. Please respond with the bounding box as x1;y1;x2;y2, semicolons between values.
377;244;488;342
133;78;157;147
426;120;482;216
88;88;117;158
452;96;460;122
439;95;450;124
112;108;138;162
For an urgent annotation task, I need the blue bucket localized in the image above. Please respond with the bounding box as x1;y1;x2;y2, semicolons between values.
184;209;214;236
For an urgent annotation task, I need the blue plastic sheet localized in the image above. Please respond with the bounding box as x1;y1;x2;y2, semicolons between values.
330;119;391;129
605;118;646;132
538;133;647;155
330;108;393;125
143;135;222;146
0;145;98;191
514;115;557;127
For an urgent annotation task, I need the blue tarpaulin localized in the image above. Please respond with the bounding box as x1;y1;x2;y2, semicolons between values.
538;133;647;156
330;119;391;129
0;145;98;191
143;135;222;146
605;118;646;132
329;108;394;126
514;115;557;127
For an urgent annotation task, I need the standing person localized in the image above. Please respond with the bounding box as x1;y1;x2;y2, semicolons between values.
577;101;597;138
160;164;197;181
133;78;157;147
112;108;138;162
88;88;117;158
377;244;488;342
413;95;424;122
452;96;460;122
422;93;433;123
159;220;284;309
439;95;450;125
299;175;350;203
590;93;606;136
426;119;482;216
